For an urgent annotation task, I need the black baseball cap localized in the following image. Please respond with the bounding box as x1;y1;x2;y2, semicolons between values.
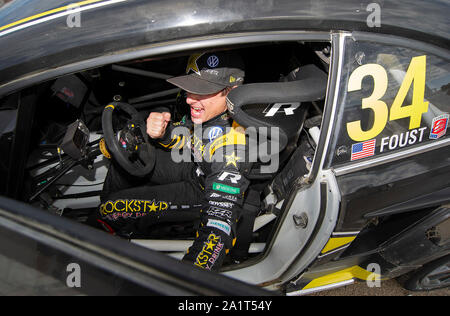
167;51;245;95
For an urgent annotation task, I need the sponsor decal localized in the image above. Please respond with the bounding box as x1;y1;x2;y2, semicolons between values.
207;55;220;68
204;69;219;75
212;182;240;195
209;192;237;202
379;127;427;153
207;219;231;235
224;151;241;168
186;53;204;75
194;233;224;270
222;194;238;202
208;200;234;209
351;139;376;161
208;126;223;142
206;207;233;219
217;171;241;184
429;114;449;139
346;56;429;142
99;199;168;220
208;123;246;159
263;102;300;117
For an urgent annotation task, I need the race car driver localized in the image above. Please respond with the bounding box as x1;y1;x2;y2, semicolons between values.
98;51;251;271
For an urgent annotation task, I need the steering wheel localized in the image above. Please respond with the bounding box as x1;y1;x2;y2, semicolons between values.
102;102;155;177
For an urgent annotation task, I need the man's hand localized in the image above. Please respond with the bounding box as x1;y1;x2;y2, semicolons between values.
146;112;171;139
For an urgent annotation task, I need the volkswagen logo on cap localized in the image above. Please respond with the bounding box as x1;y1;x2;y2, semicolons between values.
207;55;220;68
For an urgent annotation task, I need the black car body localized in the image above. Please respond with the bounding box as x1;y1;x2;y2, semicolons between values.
0;0;448;295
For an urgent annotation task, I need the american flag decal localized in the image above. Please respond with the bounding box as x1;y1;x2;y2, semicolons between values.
351;139;376;161
429;114;449;139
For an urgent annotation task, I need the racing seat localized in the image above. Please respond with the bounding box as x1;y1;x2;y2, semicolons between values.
227;64;327;179
226;64;328;261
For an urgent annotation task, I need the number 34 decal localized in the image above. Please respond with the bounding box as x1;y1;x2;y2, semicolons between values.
346;55;428;142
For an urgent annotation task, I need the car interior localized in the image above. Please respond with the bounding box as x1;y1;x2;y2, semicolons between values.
0;40;331;269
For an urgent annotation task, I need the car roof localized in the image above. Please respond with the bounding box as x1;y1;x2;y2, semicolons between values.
0;0;449;94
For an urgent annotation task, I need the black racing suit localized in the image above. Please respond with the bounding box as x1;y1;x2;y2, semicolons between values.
98;111;250;271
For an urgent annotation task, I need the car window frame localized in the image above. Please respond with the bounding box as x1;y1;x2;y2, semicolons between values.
0;30;333;288
1;30;333;200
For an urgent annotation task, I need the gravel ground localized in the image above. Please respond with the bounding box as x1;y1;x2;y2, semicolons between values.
308;278;449;296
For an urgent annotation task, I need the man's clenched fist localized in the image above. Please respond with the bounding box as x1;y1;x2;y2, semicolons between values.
147;112;171;139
